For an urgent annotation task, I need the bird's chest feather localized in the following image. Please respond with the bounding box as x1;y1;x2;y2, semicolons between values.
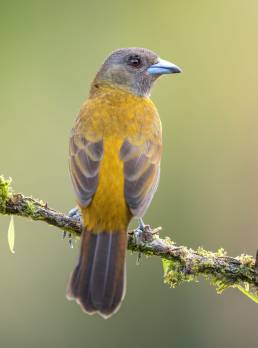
79;87;161;231
77;87;161;143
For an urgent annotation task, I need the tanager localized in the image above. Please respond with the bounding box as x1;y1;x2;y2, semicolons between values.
67;47;181;318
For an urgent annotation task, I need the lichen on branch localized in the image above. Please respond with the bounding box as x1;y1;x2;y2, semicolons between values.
0;175;257;303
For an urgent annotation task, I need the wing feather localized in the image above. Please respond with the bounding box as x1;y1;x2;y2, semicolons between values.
69;133;103;207
120;139;161;217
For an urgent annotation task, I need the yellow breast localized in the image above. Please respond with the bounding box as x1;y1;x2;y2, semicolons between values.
78;85;161;232
83;136;130;232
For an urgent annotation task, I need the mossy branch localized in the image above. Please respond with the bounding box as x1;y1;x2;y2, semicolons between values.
0;175;258;303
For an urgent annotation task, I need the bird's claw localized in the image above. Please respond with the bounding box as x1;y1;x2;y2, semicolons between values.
134;218;154;243
62;231;74;248
67;207;82;222
136;252;142;266
62;207;82;248
134;218;152;265
131;219;162;265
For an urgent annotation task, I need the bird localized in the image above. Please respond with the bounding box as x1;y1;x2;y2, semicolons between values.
67;47;181;318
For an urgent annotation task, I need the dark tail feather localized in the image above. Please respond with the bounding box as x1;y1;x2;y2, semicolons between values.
67;228;127;318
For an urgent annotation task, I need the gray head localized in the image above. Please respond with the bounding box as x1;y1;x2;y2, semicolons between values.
92;47;181;97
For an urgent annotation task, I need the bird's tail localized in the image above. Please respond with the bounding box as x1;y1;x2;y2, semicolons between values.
67;228;127;318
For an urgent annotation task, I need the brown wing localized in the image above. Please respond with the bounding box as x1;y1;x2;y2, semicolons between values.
120;138;162;217
69;132;103;207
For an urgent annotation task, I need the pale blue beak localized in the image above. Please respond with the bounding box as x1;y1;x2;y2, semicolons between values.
147;58;182;75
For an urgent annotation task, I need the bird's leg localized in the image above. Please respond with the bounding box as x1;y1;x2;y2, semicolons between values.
134;218;145;244
138;218;145;231
131;218;162;264
135;218;154;242
134;218;151;265
63;207;82;248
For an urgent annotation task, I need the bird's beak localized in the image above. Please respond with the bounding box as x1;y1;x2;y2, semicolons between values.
147;58;182;75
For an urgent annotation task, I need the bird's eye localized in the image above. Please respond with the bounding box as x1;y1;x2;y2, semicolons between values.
127;55;142;68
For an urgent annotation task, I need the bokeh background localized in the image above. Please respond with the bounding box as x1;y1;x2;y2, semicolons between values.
0;1;258;347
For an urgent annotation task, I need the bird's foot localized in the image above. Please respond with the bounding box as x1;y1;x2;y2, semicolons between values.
63;207;82;248
133;218;154;265
134;218;155;243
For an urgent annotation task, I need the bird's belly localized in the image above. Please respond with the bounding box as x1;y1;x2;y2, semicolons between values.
82;137;131;232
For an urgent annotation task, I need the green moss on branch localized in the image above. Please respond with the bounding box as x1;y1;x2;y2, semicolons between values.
0;175;257;303
0;176;12;210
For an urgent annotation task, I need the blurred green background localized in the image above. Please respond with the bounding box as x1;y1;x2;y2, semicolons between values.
0;0;258;347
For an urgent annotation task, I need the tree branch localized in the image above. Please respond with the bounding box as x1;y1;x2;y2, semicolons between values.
0;175;257;302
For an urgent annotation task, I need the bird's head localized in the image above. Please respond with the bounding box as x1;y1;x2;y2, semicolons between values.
92;47;181;97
